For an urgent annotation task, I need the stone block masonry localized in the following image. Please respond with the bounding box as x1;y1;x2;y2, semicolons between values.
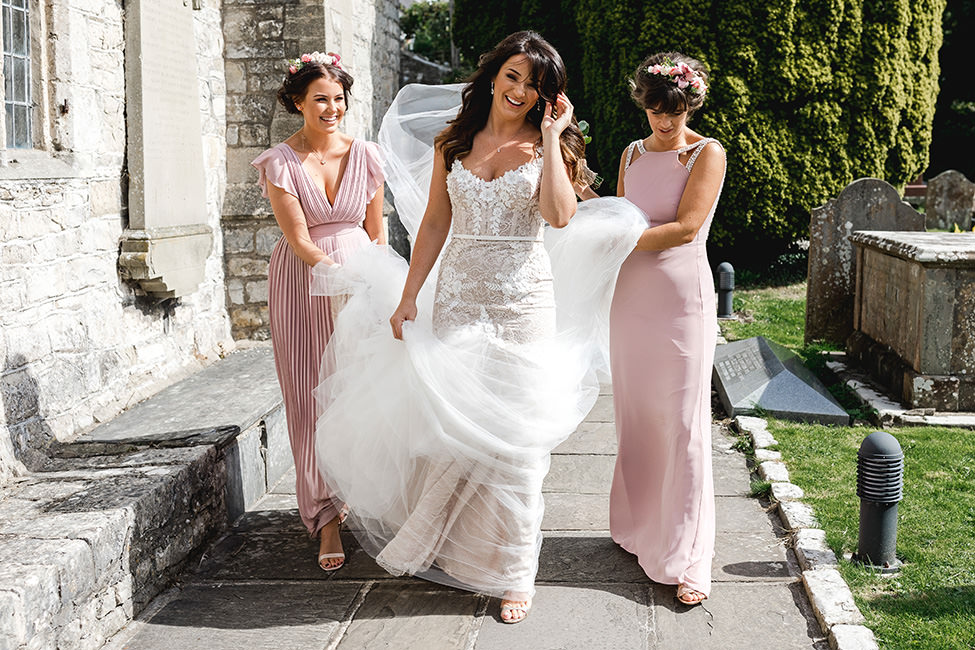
222;0;400;339
1;1;233;484
0;346;288;650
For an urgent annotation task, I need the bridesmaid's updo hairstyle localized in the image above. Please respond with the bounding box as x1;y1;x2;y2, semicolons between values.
436;30;589;186
631;52;709;116
277;59;353;115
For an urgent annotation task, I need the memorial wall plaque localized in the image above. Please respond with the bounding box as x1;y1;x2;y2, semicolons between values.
713;337;850;425
119;0;212;298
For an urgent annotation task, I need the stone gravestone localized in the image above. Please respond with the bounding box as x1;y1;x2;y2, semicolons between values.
713;337;850;425
805;178;924;345
119;0;213;298
925;170;975;232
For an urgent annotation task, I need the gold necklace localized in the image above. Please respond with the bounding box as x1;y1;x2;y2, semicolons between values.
302;132;327;165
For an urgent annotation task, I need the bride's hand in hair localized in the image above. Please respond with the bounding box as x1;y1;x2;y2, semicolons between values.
541;93;574;140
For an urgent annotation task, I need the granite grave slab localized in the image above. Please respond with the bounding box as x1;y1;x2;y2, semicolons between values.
713;337;850;425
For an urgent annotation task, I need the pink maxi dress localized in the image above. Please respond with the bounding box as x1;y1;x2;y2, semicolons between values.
251;138;384;537
609;137;723;596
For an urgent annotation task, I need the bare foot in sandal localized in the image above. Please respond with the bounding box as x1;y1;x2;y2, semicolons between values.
676;584;707;606
318;515;345;572
500;592;532;624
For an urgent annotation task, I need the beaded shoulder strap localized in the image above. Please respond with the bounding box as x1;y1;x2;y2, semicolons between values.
685;138;719;173
623;140;645;171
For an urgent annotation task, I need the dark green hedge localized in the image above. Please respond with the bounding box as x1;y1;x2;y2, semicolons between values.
453;0;946;267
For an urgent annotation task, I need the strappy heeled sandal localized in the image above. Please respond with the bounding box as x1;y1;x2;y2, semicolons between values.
500;598;532;624
676;584;707;606
318;552;345;572
318;515;345;572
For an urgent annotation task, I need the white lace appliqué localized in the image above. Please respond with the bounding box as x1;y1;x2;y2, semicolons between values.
433;158;555;344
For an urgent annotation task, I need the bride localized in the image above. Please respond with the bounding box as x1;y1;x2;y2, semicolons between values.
311;31;645;623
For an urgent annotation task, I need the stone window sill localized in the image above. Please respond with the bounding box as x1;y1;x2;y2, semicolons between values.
0;149;80;181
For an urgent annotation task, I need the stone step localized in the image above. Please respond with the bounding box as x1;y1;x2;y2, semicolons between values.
0;345;288;650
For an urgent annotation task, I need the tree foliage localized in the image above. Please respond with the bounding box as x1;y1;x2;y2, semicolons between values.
453;0;946;268
402;1;453;65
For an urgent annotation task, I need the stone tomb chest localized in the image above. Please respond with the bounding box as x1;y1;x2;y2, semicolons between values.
849;231;975;411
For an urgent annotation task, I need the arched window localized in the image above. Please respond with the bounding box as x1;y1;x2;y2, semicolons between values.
2;0;31;149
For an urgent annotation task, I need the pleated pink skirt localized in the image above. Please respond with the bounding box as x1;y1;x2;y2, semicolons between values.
608;241;716;595
268;222;371;536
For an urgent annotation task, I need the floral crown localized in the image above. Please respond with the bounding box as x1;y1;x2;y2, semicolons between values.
287;51;342;75
647;59;707;96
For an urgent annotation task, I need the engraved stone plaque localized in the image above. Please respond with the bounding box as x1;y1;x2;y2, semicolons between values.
120;0;212;297
713;337;850;425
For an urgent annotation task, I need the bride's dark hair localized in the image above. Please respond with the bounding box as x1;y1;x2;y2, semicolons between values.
435;31;588;185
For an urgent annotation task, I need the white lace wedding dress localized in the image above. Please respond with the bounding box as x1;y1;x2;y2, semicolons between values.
310;84;646;598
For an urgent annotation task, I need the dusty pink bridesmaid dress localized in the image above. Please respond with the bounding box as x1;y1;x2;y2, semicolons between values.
251;139;384;537
609;137;723;596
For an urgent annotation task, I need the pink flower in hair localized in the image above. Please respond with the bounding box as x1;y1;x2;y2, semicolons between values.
289;65;297;74
301;54;312;63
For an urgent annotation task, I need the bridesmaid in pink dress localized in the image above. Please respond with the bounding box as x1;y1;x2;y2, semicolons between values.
585;52;726;605
251;52;386;571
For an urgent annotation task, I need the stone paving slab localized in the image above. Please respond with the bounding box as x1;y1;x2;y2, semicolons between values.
715;494;784;535
711;530;796;583
337;582;481;650
554;421;618;455
712;453;752;497
107;582;361;649
475;583;651;650
543;454;615;494
651;581;826;649
541;492;610;530
535;534;647;583
196;531;382;582
587;395;616;422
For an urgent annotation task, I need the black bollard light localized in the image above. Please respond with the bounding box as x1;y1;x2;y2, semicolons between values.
716;262;734;318
852;431;904;573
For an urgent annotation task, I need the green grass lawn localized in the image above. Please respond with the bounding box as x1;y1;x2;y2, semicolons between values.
721;284;975;650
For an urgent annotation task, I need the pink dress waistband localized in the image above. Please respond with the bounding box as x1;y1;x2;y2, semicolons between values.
307;222;361;238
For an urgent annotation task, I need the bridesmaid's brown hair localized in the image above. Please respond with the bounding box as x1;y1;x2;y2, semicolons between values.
435;31;588;185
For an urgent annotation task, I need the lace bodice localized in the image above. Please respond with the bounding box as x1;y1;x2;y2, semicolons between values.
446;157;544;239
433;156;555;342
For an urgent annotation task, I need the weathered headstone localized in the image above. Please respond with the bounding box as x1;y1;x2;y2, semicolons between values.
925;170;975;231
849;231;975;411
712;337;850;425
119;0;212;297
805;178;924;345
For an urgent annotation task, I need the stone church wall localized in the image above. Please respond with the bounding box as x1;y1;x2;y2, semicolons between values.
0;1;233;484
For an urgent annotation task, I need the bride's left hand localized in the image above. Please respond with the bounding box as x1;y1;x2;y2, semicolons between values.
541;93;574;140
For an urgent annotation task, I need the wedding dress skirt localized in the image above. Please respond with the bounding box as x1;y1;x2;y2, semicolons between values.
311;83;646;597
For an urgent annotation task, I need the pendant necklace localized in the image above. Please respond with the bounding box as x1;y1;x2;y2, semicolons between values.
302;132;327;165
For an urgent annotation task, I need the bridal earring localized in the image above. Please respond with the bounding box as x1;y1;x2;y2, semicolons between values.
490;82;494;95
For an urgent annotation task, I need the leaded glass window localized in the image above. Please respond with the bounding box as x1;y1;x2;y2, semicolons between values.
3;0;31;149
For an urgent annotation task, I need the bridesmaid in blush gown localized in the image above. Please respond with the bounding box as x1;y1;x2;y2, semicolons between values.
250;51;385;571
582;52;726;605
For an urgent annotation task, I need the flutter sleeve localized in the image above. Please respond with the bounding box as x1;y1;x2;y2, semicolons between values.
362;140;386;202
251;145;299;199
